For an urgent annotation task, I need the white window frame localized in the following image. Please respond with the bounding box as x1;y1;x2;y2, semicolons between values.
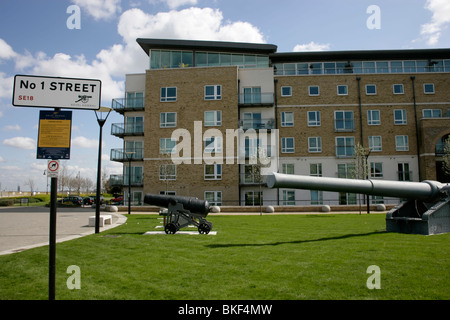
370;162;383;178
365;84;377;95
393;84;404;94
394;109;407;125
204;164;222;180
205;85;222;100
204;111;222;126
281;111;294;127
367;110;381;125
204;136;223;153
308;85;320;96
395;135;409;151
337;85;348;96
282;163;295;175
424;83;435;94
422;109;442;118
160;87;177;102
281;137;295;153
160;112;177;128
159;164;176;180
281;86;292;97
205;191;222;206
282;190;296;206
368;136;382;152
160;138;176;154
308;137;322;153
335;137;355;157
308;111;321;126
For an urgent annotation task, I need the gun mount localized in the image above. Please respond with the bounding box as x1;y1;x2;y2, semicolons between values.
144;194;213;234
267;173;450;235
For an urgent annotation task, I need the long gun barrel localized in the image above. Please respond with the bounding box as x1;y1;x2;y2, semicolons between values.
144;194;210;218
267;172;446;202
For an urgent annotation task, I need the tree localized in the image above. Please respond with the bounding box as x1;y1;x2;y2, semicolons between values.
443;137;450;177
351;143;370;214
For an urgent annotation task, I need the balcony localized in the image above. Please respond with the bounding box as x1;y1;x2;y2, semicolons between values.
112;97;144;114
238;92;274;106
238;146;275;159
335;146;355;158
111;123;144;138
334;119;355;132
240;172;268;185
109;174;143;187
110;148;144;162
238;118;275;131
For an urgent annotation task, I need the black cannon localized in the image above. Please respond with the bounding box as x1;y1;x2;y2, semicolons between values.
267;172;450;235
144;194;213;234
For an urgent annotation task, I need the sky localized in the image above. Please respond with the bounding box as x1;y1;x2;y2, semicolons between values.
0;0;449;193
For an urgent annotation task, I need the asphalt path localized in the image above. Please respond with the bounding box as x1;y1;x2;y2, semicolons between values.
0;206;126;255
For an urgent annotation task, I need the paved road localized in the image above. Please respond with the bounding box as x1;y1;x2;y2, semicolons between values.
0;206;126;255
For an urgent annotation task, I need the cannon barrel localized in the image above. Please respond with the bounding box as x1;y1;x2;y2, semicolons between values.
267;172;446;202
144;194;210;217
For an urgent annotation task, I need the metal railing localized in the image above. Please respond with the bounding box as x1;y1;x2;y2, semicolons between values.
238;118;275;130
112;97;144;113
110;148;144;162
111;123;144;137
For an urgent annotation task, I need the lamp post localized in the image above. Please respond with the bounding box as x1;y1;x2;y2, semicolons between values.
124;151;135;215
94;106;112;234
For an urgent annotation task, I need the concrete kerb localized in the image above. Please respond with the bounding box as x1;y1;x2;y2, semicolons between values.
0;213;127;256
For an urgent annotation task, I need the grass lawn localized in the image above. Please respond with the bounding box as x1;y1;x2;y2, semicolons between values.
0;213;448;300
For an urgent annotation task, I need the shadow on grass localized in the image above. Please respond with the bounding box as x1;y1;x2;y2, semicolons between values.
205;231;387;248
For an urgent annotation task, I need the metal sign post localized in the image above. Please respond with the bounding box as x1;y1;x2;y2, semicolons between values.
12;74;102;300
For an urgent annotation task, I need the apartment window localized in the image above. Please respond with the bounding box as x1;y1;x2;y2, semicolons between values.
160;138;176;154
205;85;222;100
243;87;262;104
125;141;143;159
160;87;177;102
204;164;222;180
308;111;321;126
281;137;295;153
311;190;323;205
126;92;144;108
245;191;262;206
367;110;380;125
337;163;356;204
309;86;320;96
337;85;348;95
335;111;354;131
308;137;322;153
393;84;404;94
282;163;295;175
394;109;407;125
395;135;409;151
336;137;355;157
205;191;222;206
160;112;177;128
310;163;322;177
204;111;222;126
159;164;176;180
282;190;296;206
424;83;435;94
243;112;262;130
281;112;294;127
204;136;222;153
365;84;377;95
422;109;442;118
281;86;292;97
370;162;383;178
368;136;382;152
398;163;411;181
124;166;143;186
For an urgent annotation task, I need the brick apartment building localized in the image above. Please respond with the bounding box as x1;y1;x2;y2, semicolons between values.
109;38;450;207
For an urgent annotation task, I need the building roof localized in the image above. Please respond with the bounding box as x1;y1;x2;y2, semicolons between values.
270;48;450;63
136;38;278;56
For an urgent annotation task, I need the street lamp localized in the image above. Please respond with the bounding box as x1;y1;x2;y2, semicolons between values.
124;151;135;215
94;106;112;234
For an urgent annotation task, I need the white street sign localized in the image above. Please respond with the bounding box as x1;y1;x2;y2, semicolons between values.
13;75;101;110
47;160;60;178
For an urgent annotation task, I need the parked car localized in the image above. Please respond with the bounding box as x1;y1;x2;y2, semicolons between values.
111;195;123;205
91;195;105;205
58;196;83;206
83;197;94;205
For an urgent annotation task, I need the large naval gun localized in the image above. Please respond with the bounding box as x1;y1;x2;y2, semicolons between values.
267;172;450;235
144;194;213;234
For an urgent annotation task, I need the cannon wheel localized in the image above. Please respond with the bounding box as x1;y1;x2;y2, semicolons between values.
165;222;178;234
198;222;212;234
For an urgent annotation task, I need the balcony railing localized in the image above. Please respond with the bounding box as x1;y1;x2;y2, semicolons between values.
334;119;355;132
111;123;144;137
238;93;274;106
110;148;144;162
335;146;355;158
109;174;143;187
112;97;144;113
239;173;268;185
238;146;274;159
238;118;275;130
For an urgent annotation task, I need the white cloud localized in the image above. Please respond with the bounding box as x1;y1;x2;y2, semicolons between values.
0;156;4;162
0;72;14;99
0;38;16;60
2;124;21;132
293;42;330;52
150;0;198;9
118;7;265;44
72;136;100;149
420;0;450;45
2;137;36;150
72;0;122;20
